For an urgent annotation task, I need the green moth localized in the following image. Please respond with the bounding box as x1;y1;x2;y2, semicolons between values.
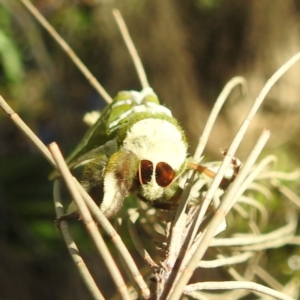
57;87;188;219
55;87;240;221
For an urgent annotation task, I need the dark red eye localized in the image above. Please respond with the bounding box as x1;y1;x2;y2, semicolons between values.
155;162;174;187
139;160;153;185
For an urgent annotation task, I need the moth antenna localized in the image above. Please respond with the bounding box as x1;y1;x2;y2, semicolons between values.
19;0;113;104
112;9;150;89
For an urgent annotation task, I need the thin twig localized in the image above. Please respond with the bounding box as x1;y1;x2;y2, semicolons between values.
210;210;297;249
238;195;268;226
0;95;56;167
198;252;254;269
163;172;199;291
112;9;150;89
190;50;300;252
226;262;257;299
194;76;247;160
0;96;104;299
255;265;283;291
18;0;113;104
48;143;131;300
185;77;246;258
175;78;246;266
1;0;56;84
278;185;300;208
74;181;151;299
257;169;300;181
247;182;272;199
165;197;189;268
184;281;295;300
230;155;277;206
127;210;159;273
226;155;279;212
170;130;270;299
53;180;105;300
139;218;166;243
183;291;211;300
1;94;150;299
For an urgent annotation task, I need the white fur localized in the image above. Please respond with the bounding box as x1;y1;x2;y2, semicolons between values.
130;87;156;104
123;118;187;171
102;117;187;207
101;171;123;216
122;118;187;200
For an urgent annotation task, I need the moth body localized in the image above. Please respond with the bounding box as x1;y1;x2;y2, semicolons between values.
59;88;240;221
65;88;188;218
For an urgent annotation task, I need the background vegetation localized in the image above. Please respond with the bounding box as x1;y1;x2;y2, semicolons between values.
0;0;299;299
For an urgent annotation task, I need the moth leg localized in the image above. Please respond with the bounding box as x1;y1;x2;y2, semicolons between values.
81;154;108;194
55;211;80;230
139;194;180;210
100;149;139;218
188;154;241;190
55;155;108;228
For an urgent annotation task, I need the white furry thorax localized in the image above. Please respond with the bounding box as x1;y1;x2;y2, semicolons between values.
123;118;187;170
122;118;188;200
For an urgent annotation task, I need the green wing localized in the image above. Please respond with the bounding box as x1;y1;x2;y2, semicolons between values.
64;102;115;170
49;88;161;179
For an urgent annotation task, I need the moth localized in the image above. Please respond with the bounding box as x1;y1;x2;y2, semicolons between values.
55;87;240;222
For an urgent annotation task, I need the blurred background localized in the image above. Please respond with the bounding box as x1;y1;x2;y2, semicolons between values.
0;0;300;299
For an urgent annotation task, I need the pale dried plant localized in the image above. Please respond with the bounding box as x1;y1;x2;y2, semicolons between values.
0;1;300;299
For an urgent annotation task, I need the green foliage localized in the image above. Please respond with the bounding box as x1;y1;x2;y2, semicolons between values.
0;6;24;83
0;30;24;82
53;6;92;37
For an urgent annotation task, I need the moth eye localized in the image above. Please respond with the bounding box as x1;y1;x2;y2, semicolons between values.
155;162;174;187
139;160;154;185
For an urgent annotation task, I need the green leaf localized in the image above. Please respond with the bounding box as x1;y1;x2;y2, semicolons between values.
0;30;24;82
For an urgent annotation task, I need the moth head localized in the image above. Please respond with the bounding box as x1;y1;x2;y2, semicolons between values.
137;159;180;201
123;117;188;201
